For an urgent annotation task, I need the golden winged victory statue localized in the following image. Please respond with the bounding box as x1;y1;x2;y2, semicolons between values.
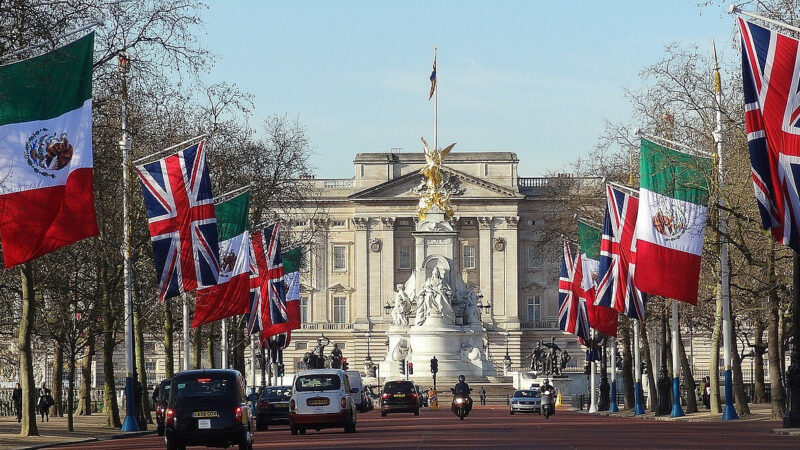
417;137;457;220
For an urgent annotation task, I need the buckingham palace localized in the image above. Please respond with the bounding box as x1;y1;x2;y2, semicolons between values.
278;150;591;377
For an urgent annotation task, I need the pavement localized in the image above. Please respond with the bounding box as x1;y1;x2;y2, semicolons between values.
0;414;153;450
43;405;800;449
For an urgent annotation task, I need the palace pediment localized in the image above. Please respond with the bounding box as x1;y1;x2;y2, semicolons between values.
348;167;523;201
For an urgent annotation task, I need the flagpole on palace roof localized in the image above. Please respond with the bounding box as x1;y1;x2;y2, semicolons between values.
433;46;438;151
712;38;738;421
118;53;140;432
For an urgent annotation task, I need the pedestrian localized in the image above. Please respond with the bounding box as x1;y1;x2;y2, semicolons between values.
479;386;487;406
37;383;53;422
12;382;22;423
702;376;711;410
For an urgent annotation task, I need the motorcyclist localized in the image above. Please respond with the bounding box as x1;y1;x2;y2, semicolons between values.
453;375;473;412
539;378;555;418
540;378;554;394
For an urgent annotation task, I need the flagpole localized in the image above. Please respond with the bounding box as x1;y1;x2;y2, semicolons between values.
132;134;208;165
609;336;619;412
670;301;685;417
250;335;258;410
633;320;645;415
118;53;139;433
729;5;800;34
213;184;254;203
183;293;191;370
589;330;598;413
221;319;228;369
712;40;738;421
634;129;713;158
433;46;438;151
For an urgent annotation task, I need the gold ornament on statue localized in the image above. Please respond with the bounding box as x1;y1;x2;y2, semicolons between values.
418;137;456;220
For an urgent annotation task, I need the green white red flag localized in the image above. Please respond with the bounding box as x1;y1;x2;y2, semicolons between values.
192;191;251;327
0;33;98;267
634;138;711;304
578;221;618;337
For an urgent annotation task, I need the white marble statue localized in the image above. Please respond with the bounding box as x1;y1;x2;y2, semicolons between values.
415;265;455;325
464;289;481;325
391;283;413;326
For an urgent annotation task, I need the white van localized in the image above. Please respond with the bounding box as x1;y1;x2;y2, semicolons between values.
289;369;357;435
345;371;366;411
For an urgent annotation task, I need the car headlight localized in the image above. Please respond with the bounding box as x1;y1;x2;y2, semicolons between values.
456;398;463;404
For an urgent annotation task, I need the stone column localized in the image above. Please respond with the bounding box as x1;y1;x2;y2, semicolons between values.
353;217;369;330
379;217;395;321
312;218;329;322
478;216;493;319
502;216;520;321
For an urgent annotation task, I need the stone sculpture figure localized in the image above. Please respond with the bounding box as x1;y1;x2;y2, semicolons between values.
391;283;413;326
463;290;481;325
330;343;343;369
414;266;455;325
526;339;570;376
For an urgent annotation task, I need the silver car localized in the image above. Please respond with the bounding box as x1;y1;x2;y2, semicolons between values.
509;389;541;415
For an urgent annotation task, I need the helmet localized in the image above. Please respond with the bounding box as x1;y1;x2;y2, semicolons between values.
458;375;465;383
543;378;550;385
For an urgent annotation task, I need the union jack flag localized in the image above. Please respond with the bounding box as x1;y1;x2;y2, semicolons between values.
136;140;219;301
247;232;263;334
249;223;289;339
739;18;800;252
595;185;646;320
558;239;590;343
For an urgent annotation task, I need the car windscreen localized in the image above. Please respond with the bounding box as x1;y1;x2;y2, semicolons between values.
158;384;171;402
383;382;414;393
261;387;292;400
514;390;538;397
172;376;233;400
295;374;341;392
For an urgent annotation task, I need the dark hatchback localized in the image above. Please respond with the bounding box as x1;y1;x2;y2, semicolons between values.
380;380;420;416
153;378;171;436
256;386;291;431
164;369;254;450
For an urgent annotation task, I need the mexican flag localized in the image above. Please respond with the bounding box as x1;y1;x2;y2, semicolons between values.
193;191;251;327
578;221;618;337
0;33;98;268
634;138;711;304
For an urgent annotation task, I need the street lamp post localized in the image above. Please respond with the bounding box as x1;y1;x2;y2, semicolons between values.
503;331;512;373
364;332;373;376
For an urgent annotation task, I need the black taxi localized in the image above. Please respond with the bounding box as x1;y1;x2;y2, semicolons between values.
164;369;254;450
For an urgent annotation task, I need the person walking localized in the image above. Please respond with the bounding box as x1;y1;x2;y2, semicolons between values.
702;376;711;410
12;383;22;423
479;386;487;406
37;383;53;422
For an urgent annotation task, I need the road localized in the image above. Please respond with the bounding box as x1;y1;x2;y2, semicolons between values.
56;406;799;449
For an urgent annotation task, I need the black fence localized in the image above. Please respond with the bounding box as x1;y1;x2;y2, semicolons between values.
0;388;106;416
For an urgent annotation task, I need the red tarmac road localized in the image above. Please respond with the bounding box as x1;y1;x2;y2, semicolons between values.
56;406;799;449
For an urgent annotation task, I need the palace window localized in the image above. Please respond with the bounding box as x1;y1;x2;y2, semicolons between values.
296;342;307;350
332;219;346;227
146;361;157;373
332;245;347;271
293;219;308;227
398;245;411;269
463;245;476;269
333;297;347;323
300;296;310;323
527;296;541;322
527;247;542;269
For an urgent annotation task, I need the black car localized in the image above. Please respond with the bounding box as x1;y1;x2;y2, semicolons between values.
153;378;171;436
164;369;254;450
256;386;291;431
380;380;420;416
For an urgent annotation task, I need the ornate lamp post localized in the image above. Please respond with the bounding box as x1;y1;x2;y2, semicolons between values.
503;330;512;373
364;332;374;376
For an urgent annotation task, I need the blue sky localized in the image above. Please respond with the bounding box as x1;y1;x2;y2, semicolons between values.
199;1;735;179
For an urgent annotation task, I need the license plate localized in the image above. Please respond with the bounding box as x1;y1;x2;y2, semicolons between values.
307;398;330;406
198;419;211;429
192;411;219;418
276;402;289;408
394;393;405;398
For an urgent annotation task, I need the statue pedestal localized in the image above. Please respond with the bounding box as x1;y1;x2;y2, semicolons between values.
378;325;409;378
406;314;496;378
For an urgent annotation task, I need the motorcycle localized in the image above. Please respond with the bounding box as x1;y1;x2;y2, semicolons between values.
540;386;555;419
450;388;472;420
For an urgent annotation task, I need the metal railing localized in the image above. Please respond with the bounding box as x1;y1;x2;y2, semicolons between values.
517;177;551;188
322;179;354;189
301;323;354;330
520;320;557;329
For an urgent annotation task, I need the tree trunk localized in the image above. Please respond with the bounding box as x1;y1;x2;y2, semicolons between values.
677;326;698;414
620;318;635;409
102;268;121;429
710;286;723;413
768;241;786;419
18;262;39;436
134;303;152;424
192;324;202;369
67;348;76;431
51;343;64;417
731;319;751;415
640;321;658;412
207;322;216;369
753;321;767;404
164;297;174;378
77;335;95;415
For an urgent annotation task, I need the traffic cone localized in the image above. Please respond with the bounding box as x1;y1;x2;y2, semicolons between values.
556;391;563;407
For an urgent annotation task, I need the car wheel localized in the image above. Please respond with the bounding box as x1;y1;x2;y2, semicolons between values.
381;410;387;417
238;430;253;450
344;416;356;433
290;423;298;435
510;410;515;415
299;427;307;435
256;421;267;431
413;408;420;416
157;425;164;436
